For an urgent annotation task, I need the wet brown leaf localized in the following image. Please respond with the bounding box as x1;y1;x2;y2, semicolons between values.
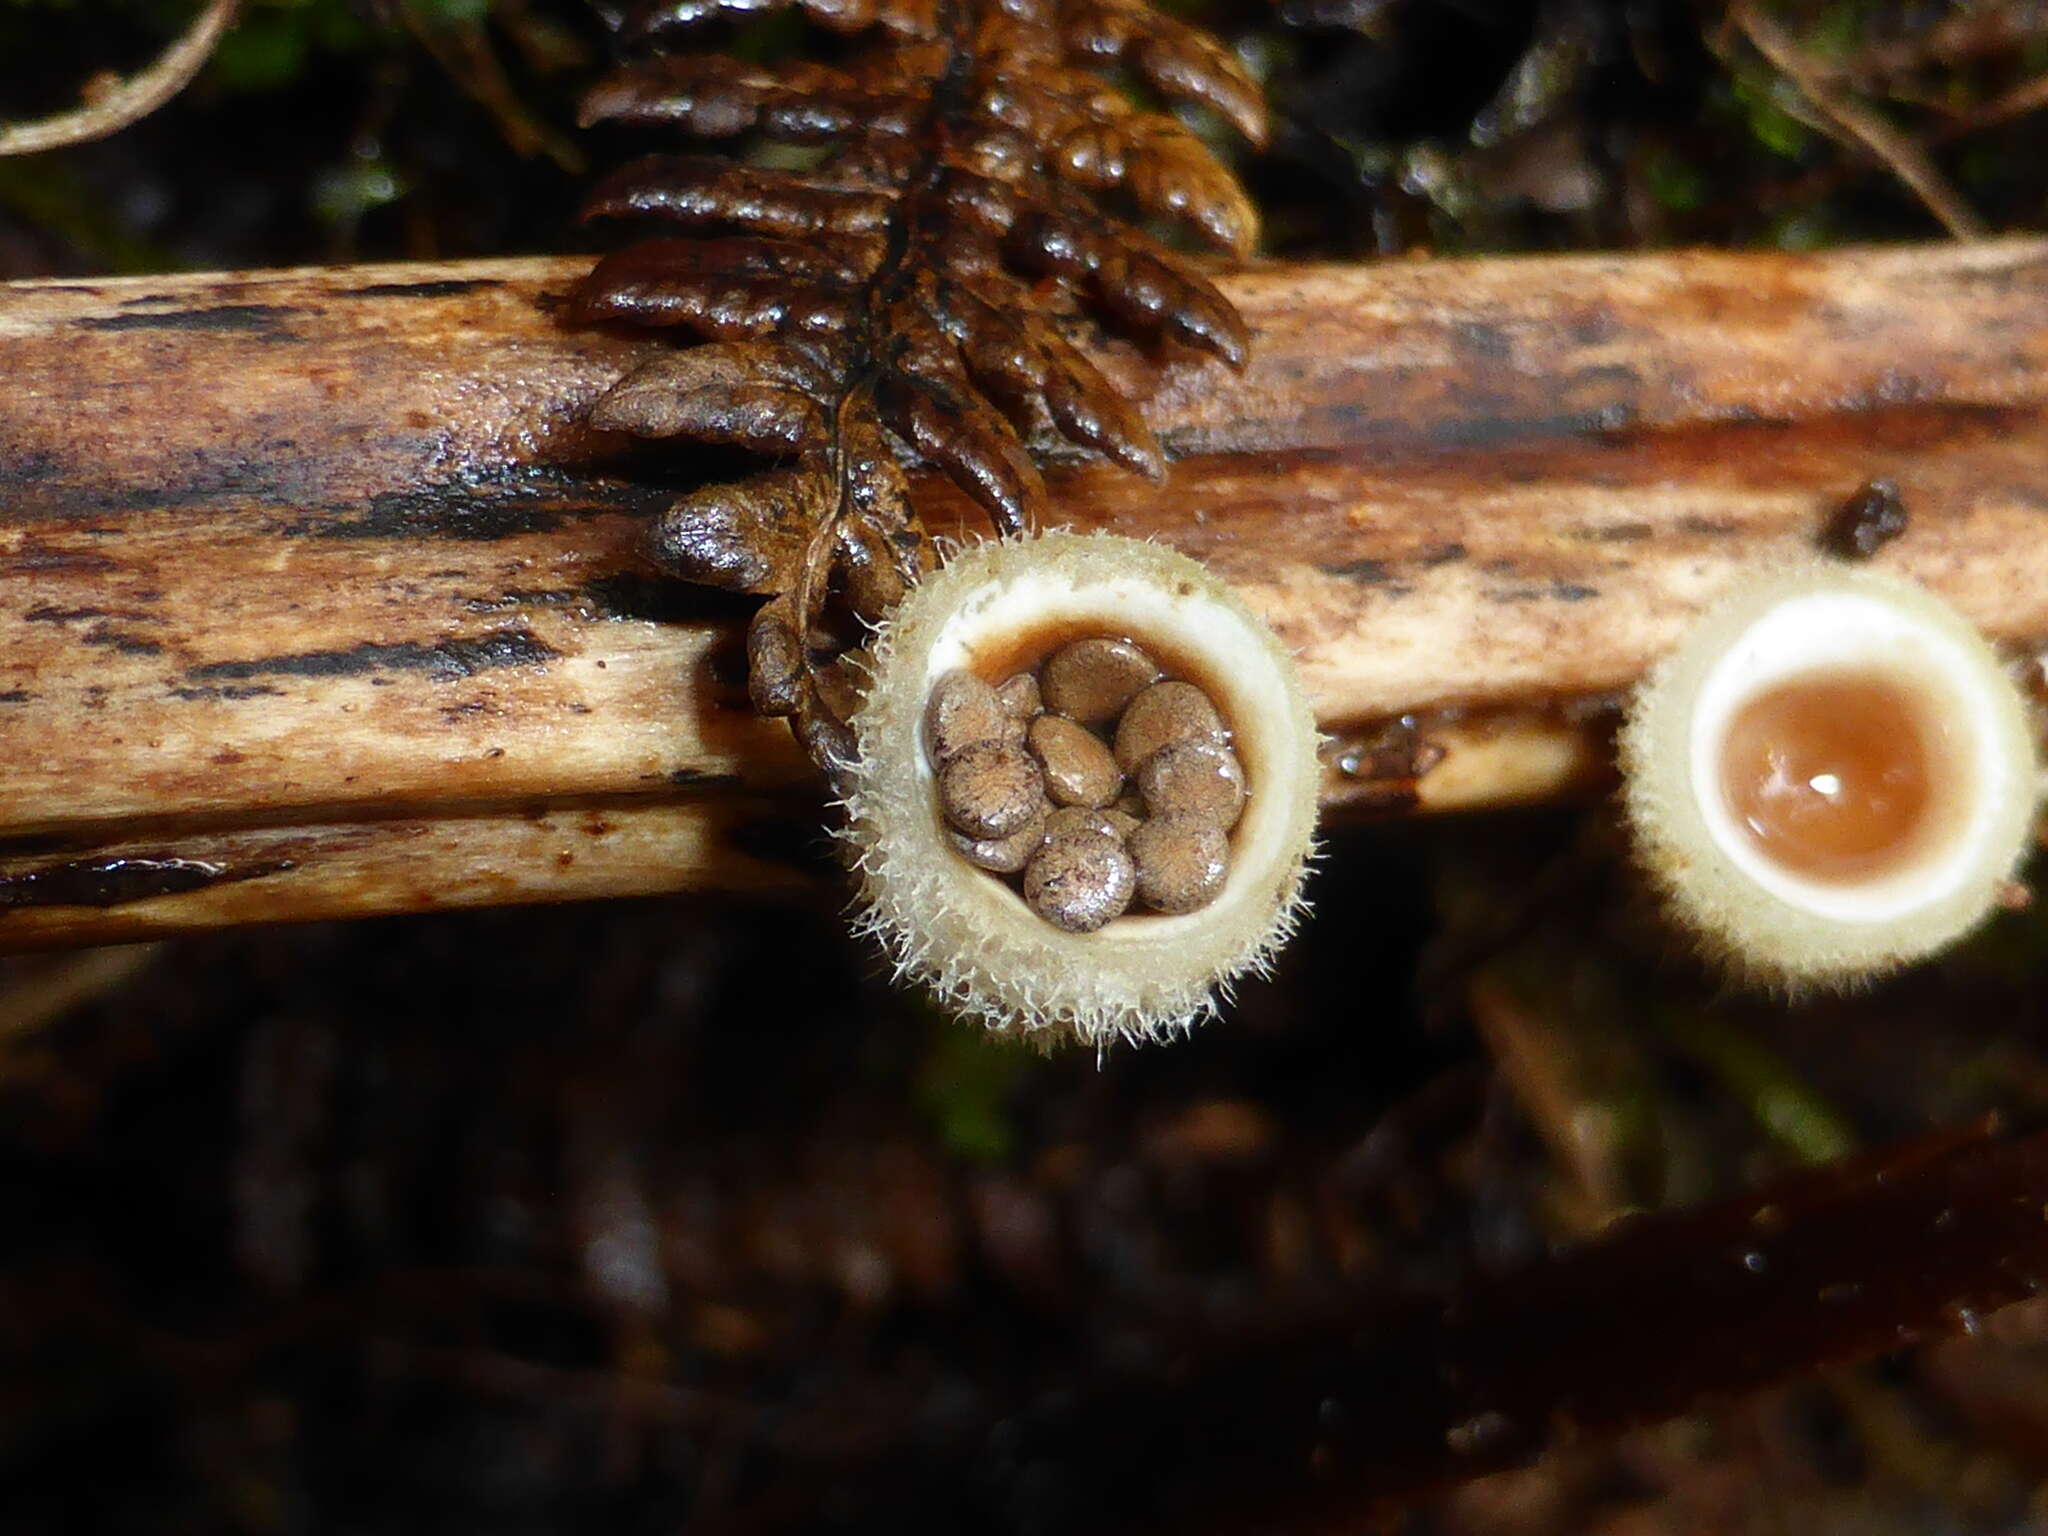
571;0;1263;776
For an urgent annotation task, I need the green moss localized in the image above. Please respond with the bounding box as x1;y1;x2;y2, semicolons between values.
1643;148;1708;213
1768;206;1837;250
1729;67;1815;162
1659;1011;1857;1167
0;158;167;270
208;0;378;92
310;155;406;227
410;0;493;23
1805;0;1870;62
913;1016;1035;1165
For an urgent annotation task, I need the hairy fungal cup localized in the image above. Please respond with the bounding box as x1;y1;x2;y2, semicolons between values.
844;530;1320;1047
1621;561;2039;986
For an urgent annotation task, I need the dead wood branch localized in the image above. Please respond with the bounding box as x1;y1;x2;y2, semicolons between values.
2;241;2047;946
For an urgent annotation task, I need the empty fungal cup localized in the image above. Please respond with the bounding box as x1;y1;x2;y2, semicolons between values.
1621;562;2039;985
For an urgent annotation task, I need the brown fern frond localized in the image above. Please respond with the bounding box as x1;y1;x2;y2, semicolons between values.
648;467;831;592
574;0;1265;784
591;344;831;447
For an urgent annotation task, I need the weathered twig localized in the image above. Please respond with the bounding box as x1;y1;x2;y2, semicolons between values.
744;1116;2048;1533
1732;0;1987;240
2;241;2047;945
0;0;239;158
1943;69;2048;138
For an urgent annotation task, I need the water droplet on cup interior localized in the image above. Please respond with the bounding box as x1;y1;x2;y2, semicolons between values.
1717;669;1952;883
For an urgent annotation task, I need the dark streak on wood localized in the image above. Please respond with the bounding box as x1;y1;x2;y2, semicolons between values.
667;768;744;788
80;627;164;655
280;470;667;543
8;450;329;520
343;278;501;299
1452;319;1514;359
0;544;118;575
0;854;289;909
185;630;557;684
167;683;282;702
1319;558;1394;583
77;303;301;336
579;571;755;626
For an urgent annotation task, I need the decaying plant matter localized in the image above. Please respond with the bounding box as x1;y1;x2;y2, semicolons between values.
0;0;240;159
569;0;1265;783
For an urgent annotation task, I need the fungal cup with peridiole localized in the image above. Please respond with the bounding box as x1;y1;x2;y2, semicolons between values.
1621;562;2041;986
843;531;1321;1047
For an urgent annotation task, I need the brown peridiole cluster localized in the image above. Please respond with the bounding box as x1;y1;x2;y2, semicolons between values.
923;638;1249;932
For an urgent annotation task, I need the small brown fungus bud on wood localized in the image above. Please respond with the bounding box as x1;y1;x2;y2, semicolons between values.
1818;478;1908;562
1114;679;1227;772
1137;738;1247;828
1041;638;1161;727
996;672;1041;719
1025;829;1136;932
949;806;1049;873
924;670;1009;764
1130;814;1230;915
1028;714;1123;808
940;741;1044;839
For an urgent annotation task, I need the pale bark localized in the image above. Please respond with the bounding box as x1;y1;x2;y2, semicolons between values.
1;240;2045;944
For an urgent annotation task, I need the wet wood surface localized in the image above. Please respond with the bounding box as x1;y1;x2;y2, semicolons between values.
1;240;2045;944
